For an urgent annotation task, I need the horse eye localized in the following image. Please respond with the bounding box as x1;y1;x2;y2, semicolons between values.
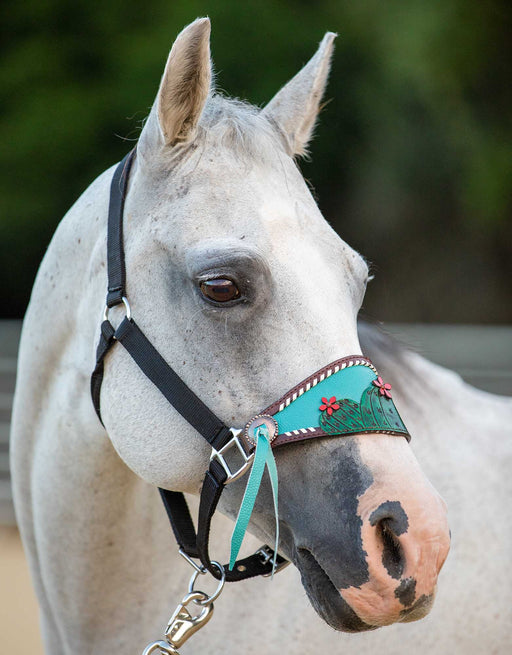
199;278;240;303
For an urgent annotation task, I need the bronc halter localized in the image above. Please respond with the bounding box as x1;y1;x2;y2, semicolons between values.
91;149;410;654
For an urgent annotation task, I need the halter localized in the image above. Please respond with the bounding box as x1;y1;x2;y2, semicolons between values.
91;149;410;653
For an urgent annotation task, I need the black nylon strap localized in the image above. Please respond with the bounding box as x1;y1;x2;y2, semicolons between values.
114;317;232;449
197;459;286;581
91;320;116;424
106;150;136;308
159;468;284;581
159;488;199;558
113;317;282;578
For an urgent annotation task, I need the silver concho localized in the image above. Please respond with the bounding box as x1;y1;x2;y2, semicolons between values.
243;414;279;446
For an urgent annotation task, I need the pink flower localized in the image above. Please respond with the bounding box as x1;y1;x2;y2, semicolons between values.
319;396;340;416
373;376;392;399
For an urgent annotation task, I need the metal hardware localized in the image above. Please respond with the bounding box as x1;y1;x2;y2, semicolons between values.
188;560;225;606
141;561;225;654
244;414;279;445
142;592;213;655
178;548;206;574
210;428;254;484
103;295;131;322
164;591;214;648
256;545;291;577
141;640;179;655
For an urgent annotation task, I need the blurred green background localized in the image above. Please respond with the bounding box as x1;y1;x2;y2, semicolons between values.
1;0;511;322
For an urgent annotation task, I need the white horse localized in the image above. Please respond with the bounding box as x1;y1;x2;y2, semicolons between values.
10;18;510;655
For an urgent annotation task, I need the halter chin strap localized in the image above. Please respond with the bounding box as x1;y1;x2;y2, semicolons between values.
91;150;410;583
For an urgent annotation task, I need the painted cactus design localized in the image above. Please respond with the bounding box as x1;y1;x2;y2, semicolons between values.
319;398;364;433
319;383;408;436
360;385;407;432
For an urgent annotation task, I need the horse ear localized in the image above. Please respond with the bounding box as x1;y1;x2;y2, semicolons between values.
263;32;336;157
139;18;212;154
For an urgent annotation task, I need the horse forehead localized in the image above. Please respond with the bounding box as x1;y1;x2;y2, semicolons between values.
132;149;366;279
136;159;314;241
165;144;307;210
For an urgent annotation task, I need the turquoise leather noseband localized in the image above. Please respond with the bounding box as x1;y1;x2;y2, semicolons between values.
243;354;409;449
232;354;409;572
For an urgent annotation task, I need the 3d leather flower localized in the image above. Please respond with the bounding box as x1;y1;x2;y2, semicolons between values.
319;396;340;416
372;376;392;399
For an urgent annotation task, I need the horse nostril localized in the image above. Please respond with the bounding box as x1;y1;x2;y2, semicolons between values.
369;501;409;580
378;520;405;580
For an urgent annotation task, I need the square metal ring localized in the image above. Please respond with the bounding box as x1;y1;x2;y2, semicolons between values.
210;429;254;484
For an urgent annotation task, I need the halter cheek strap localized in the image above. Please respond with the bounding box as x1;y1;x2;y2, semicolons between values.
91;150;410;583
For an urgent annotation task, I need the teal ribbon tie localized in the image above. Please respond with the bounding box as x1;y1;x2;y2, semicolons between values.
229;424;279;577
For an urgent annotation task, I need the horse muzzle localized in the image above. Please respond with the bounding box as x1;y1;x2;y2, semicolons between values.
279;433;450;632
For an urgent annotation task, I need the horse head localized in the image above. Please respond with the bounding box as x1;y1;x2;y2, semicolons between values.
100;18;450;632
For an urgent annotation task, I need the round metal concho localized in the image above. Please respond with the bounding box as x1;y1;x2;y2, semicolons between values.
243;414;279;446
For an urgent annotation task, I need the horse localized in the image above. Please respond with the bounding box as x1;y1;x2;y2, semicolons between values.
9;17;506;655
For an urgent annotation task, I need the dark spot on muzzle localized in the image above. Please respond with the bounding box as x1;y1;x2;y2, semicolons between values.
394;577;416;607
399;594;433;621
296;548;377;633
279;438;376;632
300;439;374;590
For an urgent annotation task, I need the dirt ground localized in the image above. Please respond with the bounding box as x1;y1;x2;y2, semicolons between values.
0;527;44;654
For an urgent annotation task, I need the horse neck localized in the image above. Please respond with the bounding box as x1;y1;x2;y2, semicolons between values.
13;161;194;647
16;161;133;495
360;327;512;482
391;349;512;434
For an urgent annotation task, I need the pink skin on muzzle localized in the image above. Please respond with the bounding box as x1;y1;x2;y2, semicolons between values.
340;435;450;626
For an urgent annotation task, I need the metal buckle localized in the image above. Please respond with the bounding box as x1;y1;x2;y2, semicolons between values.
210;428;254;484
256;545;291;577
